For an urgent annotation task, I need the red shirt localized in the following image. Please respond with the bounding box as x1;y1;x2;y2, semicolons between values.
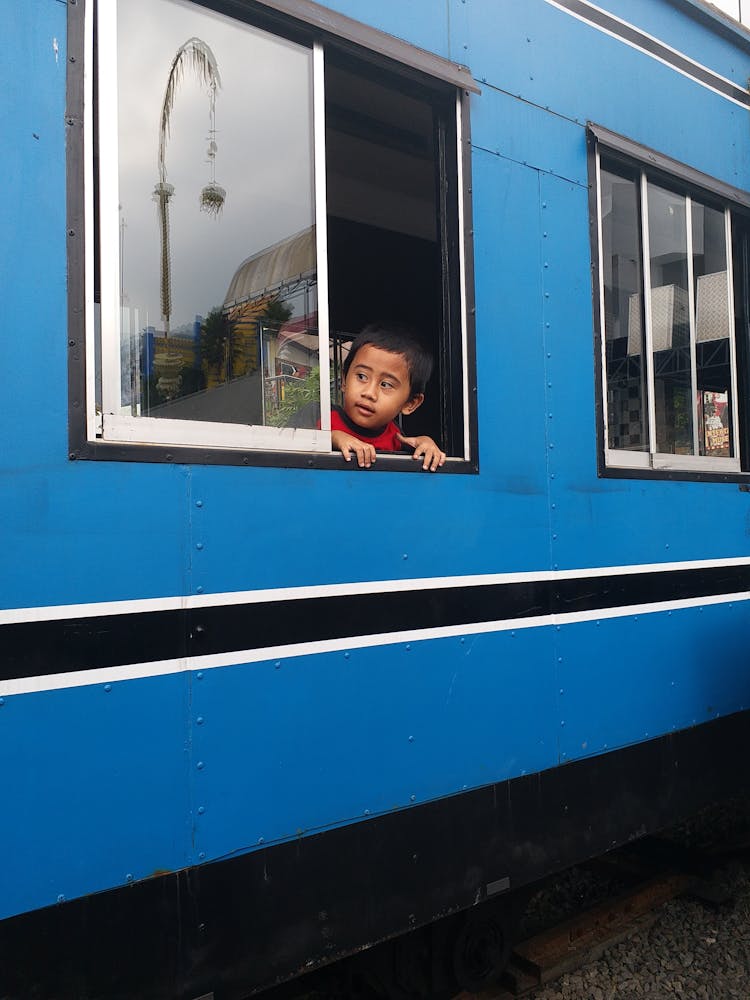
329;405;403;452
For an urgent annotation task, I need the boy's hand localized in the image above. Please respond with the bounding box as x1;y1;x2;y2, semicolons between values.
332;429;377;468
397;434;446;472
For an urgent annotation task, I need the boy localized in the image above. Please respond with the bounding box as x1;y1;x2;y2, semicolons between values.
331;323;446;471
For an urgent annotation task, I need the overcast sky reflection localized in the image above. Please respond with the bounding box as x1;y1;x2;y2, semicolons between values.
117;0;315;333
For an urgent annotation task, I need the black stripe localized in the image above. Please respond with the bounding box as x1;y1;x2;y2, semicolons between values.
1;563;749;681
556;0;750;108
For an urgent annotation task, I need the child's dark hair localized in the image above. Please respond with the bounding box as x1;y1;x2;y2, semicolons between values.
343;323;434;397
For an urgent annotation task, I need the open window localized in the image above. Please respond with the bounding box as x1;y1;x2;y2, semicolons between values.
591;125;750;477
71;0;477;469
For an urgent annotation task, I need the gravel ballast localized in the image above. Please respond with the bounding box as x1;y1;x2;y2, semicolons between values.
529;859;750;999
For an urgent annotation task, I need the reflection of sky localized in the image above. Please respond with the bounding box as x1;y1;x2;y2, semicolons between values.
710;0;747;25
118;0;315;330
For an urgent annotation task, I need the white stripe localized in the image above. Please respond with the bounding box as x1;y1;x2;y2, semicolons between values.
544;0;750;110
2;588;749;698
2;554;750;624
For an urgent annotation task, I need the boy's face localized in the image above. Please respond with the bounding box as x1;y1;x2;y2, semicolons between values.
342;344;424;430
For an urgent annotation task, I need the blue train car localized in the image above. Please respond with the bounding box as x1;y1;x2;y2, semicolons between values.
4;0;750;995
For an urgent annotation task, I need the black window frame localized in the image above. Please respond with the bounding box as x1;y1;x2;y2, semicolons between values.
66;0;479;473
588;123;750;483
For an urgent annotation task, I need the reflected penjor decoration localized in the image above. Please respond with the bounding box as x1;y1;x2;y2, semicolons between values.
154;37;224;335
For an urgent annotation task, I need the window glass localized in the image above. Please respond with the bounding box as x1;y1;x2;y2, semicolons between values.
112;0;319;430
600;166;648;452
646;182;694;456
84;0;474;464
692;202;733;457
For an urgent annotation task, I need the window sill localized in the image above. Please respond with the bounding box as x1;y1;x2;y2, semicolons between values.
70;439;478;474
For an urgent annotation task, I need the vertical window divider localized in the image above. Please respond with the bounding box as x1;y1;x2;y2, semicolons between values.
594;149;612;455
686;196;700;457
456;92;470;461
594;147;609;452
96;0;122;421
640;173;658;464
84;0;97;438
312;42;331;434
725;208;741;460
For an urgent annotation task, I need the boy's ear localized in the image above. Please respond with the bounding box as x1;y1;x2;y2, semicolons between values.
400;393;424;416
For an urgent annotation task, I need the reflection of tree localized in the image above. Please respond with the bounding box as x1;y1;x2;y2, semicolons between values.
269;365;320;427
200;307;232;378
154;38;223;334
200;297;293;387
263;298;293;328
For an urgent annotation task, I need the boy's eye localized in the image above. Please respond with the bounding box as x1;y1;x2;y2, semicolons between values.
381;380;395;391
356;372;368;382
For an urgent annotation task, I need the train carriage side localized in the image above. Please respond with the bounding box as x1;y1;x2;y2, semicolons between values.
3;0;750;997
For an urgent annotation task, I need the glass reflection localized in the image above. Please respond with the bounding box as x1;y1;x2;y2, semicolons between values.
115;0;319;428
600;166;648;452
692;203;733;457
647;182;693;455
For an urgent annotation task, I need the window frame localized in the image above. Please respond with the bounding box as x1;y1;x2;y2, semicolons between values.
589;123;750;482
66;0;480;472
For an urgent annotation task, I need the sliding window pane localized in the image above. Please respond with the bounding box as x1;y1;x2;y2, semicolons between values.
600;167;648;451
647;182;694;455
693;203;733;457
114;0;319;429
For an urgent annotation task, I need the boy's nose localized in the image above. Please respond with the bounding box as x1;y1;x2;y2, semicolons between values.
361;384;378;400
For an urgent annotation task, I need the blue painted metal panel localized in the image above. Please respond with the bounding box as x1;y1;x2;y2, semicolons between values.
558;602;750;763
600;0;750;85
5;0;750;930
2;0;68;470
457;0;750;192
0;673;191;921
5;463;192;609
192;629;558;861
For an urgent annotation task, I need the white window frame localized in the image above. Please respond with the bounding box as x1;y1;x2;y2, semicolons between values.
595;143;742;475
91;3;330;453
84;0;475;462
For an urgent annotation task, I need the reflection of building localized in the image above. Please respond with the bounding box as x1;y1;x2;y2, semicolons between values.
222;226;319;424
141;227;320;427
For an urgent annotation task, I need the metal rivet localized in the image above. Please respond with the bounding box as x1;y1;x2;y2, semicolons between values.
197;761;204;770
196;672;204;680
196;716;204;725
364;809;370;815
408;735;414;743
198;851;206;860
410;795;416;802
104;684;111;693
274;661;281;669
196;586;203;594
258;837;264;845
126;873;133;882
0;698;5;707
196;542;203;550
57;894;65;904
402;553;408;560
197;806;205;815
195;500;203;508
